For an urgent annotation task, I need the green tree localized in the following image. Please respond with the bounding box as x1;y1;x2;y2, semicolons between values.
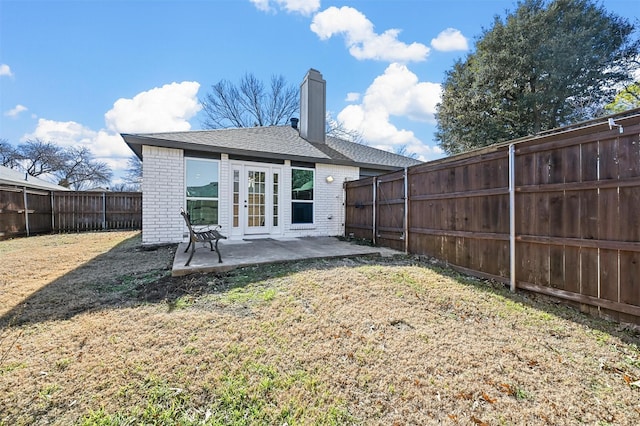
436;0;640;155
605;82;640;113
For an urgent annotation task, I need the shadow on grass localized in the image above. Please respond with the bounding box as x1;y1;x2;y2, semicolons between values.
0;234;176;328
1;234;638;348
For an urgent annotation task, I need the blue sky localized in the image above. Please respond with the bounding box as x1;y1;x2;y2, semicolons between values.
1;0;638;184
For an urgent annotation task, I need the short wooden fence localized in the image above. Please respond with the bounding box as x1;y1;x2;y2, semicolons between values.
0;190;142;239
345;110;640;325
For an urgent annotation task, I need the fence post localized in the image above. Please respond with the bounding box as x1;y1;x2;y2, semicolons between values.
509;144;516;293
51;191;55;231
102;192;107;230
372;176;377;245
404;167;409;253
22;187;30;237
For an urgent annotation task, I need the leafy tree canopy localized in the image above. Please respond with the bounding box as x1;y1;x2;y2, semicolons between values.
435;0;640;155
605;81;640;113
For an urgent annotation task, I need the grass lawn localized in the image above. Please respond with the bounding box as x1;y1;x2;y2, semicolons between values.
1;231;639;425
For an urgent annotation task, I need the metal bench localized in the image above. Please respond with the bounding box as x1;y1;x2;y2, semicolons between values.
180;208;226;266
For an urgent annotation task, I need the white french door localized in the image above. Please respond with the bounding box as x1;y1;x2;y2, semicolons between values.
231;163;280;237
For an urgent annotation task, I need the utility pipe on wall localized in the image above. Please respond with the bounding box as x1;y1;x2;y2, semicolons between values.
509;144;516;293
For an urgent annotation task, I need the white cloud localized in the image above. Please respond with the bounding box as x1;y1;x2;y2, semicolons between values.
430;28;468;52
345;92;360;102
23;118;132;160
249;0;270;12
311;6;429;62
105;81;201;133
336;63;443;160
4;104;27;118
21;81;202;182
250;0;320;16
0;64;13;77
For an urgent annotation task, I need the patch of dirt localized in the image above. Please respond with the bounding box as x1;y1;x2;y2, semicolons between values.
1;231;640;425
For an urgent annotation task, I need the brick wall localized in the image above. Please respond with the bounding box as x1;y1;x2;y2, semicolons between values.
284;163;359;238
141;146;184;245
141;145;360;243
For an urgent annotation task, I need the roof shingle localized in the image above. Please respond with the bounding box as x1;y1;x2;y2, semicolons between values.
123;126;421;170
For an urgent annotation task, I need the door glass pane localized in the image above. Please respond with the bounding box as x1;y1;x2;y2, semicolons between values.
273;172;279;227
233;170;239;228
248;170;266;227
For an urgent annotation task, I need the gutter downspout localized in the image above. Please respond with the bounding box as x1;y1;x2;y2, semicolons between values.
509;144;516;293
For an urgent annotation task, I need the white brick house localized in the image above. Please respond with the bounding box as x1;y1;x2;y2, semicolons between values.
122;69;421;246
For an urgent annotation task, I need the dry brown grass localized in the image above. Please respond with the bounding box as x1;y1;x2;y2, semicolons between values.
1;231;639;425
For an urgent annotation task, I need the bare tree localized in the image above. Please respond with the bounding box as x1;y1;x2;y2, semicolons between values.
201;73;299;129
122;155;142;190
326;112;365;144
16;139;67;176
0;139;21;168
394;144;418;159
54;146;112;190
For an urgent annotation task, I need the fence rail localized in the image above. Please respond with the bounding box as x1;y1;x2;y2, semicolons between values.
0;189;142;239
345;110;640;325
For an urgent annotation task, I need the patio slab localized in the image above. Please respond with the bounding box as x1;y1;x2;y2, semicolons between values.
172;236;402;276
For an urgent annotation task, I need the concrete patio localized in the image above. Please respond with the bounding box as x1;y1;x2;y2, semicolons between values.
171;236;402;276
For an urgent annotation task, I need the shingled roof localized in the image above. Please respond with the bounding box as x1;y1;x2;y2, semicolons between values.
0;165;70;191
122;125;422;171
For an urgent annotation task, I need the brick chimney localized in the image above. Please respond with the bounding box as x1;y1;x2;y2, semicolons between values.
299;68;326;143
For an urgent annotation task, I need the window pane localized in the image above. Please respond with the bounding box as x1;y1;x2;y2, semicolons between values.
233;170;240;228
187;200;218;224
292;169;314;200
273;172;279;228
292;202;313;224
186;159;219;197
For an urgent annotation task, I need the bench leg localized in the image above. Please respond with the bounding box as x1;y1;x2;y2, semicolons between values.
215;239;222;263
184;240;192;253
185;242;196;266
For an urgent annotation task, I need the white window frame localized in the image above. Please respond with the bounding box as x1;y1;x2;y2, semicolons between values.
291;167;315;225
185;157;220;226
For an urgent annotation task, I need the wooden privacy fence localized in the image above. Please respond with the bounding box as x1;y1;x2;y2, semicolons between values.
345;110;640;325
0;190;142;239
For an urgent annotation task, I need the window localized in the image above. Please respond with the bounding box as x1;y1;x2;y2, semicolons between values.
186;158;219;225
273;172;279;227
232;169;239;228
291;168;314;224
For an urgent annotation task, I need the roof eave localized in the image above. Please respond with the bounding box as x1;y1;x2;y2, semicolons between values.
122;133;335;165
121;133;418;172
